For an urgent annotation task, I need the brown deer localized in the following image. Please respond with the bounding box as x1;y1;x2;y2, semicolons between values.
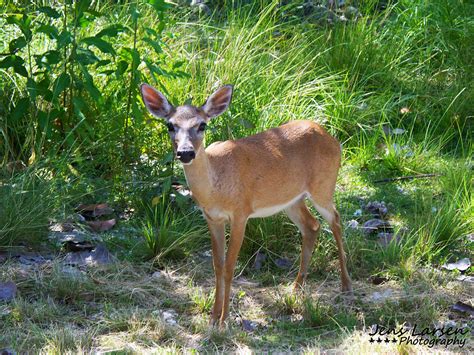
140;83;353;326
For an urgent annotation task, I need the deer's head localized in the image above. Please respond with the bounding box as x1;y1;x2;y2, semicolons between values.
140;84;233;164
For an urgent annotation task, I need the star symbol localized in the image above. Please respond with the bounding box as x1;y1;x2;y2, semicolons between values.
384;338;390;343
369;338;375;343
392;338;398;343
377;337;382;343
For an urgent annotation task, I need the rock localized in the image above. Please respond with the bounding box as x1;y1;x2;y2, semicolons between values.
17;254;52;265
64;244;114;267
242;319;257;332
347;219;359;229
392;128;406;135
365;201;388;218
442;258;471;272
49;222;74;232
456;275;474;283
369;276;388;285
86;219;116;233
253;251;266;270
451;301;474;316
362;219;392;235
0;349;16;355
377;232;399;247
48;231;88;244
75;203;114;219
0;282;17;302
161;309;178;325
344;6;359;19
152;271;164;279
274;258;292;269
369;289;393;303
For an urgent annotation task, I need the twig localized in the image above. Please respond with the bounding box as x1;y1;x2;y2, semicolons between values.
374;173;439;184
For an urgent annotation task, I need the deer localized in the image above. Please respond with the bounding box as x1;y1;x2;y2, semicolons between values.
140;83;353;327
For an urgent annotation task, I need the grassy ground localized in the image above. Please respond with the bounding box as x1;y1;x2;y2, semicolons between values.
1;256;472;353
1;0;473;353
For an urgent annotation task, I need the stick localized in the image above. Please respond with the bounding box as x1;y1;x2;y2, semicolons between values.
374;173;439;183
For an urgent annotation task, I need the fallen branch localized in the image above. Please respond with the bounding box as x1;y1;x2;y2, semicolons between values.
374;173;439;183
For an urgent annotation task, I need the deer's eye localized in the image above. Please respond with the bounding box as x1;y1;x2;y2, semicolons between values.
198;122;207;132
166;122;175;132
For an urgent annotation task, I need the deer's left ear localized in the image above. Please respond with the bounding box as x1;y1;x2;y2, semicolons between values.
201;85;233;119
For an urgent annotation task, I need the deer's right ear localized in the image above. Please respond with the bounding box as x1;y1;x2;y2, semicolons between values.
140;83;174;119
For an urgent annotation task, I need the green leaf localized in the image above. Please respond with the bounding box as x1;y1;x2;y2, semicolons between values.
13;63;28;77
6;14;32;41
52;72;71;99
57;31;73;48
95;59;111;68
0;55;17;68
35;50;62;69
0;55;28;76
37;110;51;137
26;78;38;101
72;97;87;121
143;37;162;54
131;7;141;21
37;6;61;19
146;0;171;13
9;36;27;53
81;37;116;55
76;48;100;65
115;60;129;77
79;64;101;102
36;24;59;39
10;97;30;122
131;49;140;72
96;24;127;38
172;60;185;69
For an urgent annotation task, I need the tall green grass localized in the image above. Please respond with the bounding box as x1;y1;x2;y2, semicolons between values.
0;1;472;272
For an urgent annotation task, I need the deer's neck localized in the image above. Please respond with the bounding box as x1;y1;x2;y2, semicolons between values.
182;147;213;205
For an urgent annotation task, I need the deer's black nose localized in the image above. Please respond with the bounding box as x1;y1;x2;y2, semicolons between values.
176;150;195;163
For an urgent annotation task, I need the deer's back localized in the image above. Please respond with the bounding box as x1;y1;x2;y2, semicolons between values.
204;120;341;212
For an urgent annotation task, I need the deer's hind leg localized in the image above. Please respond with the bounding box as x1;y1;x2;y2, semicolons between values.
308;189;353;294
285;198;321;289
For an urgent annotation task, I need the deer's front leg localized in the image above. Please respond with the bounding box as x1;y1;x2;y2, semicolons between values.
207;220;226;326
220;216;247;326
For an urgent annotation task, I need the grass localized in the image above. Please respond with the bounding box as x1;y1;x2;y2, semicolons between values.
0;0;473;352
1;258;471;353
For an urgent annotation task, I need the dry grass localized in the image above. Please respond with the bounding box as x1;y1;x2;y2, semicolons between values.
0;256;472;353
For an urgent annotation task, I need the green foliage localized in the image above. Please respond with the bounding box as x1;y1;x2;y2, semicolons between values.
0;0;186;168
140;177;207;261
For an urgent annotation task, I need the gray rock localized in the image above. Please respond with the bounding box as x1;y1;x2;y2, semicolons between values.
64;244;114;266
442;258;471;272
362;219;392;235
242;319;257;332
344;6;359;20
161;309;178;325
0;281;17;302
274;258;292;269
253;251;266;270
365;201;388;218
347;219;359;229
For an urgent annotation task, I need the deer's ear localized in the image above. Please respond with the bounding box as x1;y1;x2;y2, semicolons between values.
201;85;233;119
140;83;174;119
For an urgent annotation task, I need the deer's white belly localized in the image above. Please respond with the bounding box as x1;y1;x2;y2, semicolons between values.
249;192;306;218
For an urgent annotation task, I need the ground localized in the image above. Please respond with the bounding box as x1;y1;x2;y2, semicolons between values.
1;249;472;353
